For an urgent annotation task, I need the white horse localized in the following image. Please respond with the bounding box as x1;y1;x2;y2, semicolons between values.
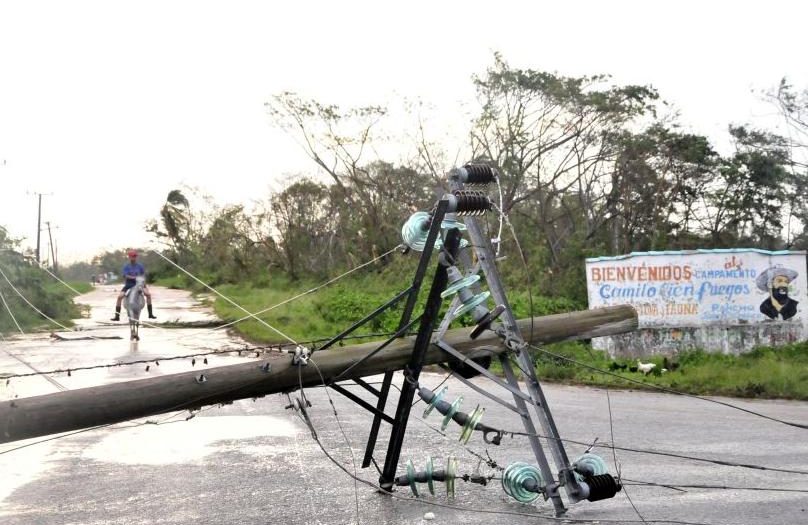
125;276;146;341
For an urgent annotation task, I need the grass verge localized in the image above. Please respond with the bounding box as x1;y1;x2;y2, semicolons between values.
518;341;808;401
0;280;89;334
64;281;93;294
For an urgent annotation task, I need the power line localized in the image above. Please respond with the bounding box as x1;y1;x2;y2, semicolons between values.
152;250;300;345
0;330;419;382
309;358;361;525
102;246;400;348
176;244;403;338
409;376;808;499
0;287;68;391
490;192;807;493
500;427;808;476
290;365;724;525
0;424;111;456
0;284;24;334
0;344;271;380
5;316;803;478
622;478;808;494
37;262;85;296
407;373;808;481
0;264;107;342
604;387;649;525
13;221;802;516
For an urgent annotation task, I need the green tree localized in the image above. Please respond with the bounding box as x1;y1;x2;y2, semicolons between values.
469;54;659;266
769;78;808;248
702;126;790;247
267;94;434;270
0;226;81;333
606;125;718;253
271;179;335;279
147;189;201;266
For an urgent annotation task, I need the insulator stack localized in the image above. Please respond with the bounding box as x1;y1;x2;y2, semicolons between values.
401;211;435;252
501;462;545;504
442;266;504;340
460;164;498;184
400;212;470;252
442;266;490;319
571;453;622;501
419;387;493;445
395;456;458;498
448;190;491;215
458;405;485;444
422;386;448;419
573;453;608;477
442;396;464;431
584;474;621;502
439;214;467;232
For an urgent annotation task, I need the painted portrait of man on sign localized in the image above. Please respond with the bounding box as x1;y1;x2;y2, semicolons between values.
756;266;799;320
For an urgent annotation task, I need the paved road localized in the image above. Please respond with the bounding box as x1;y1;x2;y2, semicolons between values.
1;286;807;524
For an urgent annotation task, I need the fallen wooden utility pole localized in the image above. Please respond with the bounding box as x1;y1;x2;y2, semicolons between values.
0;305;636;444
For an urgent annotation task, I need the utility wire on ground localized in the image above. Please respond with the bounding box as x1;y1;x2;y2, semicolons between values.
289;360;727;525
0;287;68;392
153;250;301;346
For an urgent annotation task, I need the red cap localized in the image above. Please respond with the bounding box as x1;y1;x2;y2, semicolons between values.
127;249;138;257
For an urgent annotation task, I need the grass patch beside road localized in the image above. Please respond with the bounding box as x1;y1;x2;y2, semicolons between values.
519;341;808;400
0;279;90;334
175;272;580;345
62;281;93;294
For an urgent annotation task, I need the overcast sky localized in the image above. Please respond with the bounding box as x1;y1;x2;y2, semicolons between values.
1;0;806;263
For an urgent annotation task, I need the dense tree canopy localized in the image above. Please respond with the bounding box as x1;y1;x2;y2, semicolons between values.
103;57;806;307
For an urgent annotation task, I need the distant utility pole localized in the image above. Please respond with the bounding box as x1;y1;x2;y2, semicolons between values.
46;221;57;272
30;192;52;263
36;193;42;262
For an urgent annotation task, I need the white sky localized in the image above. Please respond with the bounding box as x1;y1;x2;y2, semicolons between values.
1;0;806;263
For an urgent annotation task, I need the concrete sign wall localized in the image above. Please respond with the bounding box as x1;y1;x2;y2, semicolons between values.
586;249;807;355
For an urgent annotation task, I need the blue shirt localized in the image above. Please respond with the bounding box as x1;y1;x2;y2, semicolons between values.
122;262;145;286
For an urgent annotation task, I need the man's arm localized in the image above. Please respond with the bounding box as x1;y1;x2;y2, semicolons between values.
122;264;138;280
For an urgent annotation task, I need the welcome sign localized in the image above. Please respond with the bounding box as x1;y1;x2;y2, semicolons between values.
586;249;807;328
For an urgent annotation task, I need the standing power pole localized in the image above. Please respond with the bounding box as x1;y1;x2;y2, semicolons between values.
46;222;57;271
35;193;42;263
30;192;52;263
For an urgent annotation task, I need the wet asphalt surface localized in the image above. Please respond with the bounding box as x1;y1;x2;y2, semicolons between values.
1;286;807;525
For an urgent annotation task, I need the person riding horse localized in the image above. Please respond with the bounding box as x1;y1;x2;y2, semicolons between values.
111;250;157;321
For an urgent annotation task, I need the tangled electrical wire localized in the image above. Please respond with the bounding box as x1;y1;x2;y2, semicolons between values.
2;196;806;525
286;358;749;525
0;329;418;384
